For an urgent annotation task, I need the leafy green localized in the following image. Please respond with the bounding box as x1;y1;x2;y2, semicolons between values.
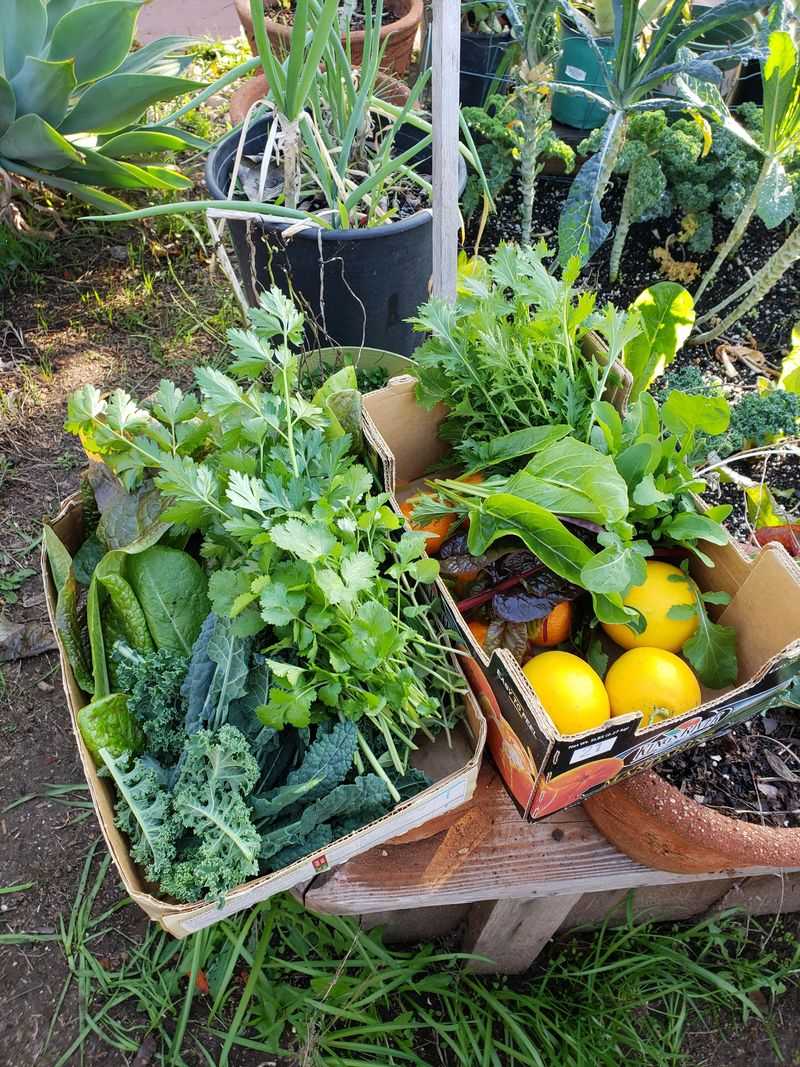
112;642;188;763
101;747;176;883
623;283;696;400
410;243;640;465
180;614;250;734
55;568;94;694
127;545;209;655
260;774;391;869
668;573;738;688
168;725;261;901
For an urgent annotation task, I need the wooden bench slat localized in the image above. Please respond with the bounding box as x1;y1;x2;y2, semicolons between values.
305;765;800;915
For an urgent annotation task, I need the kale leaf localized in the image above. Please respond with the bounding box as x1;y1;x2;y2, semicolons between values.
112;642;188;763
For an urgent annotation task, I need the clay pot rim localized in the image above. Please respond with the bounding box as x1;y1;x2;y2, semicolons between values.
228;69;412;126
586;767;800;866
234;0;423;43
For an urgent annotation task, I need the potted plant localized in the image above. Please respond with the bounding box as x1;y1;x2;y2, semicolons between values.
554;0;764;267
234;0;423;76
89;0;478;356
459;0;516;108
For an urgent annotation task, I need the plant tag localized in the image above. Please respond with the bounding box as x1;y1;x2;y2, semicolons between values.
565;65;587;81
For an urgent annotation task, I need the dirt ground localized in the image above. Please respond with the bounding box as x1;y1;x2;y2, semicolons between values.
0;225;235;1066
2;216;800;1065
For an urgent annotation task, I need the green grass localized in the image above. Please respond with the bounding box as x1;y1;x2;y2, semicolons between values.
15;847;800;1067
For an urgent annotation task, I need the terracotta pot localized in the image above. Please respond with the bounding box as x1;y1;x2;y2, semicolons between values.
229;70;411;126
234;0;422;76
584;769;800;874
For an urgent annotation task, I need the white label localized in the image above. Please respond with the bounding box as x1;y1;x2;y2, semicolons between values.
565;65;587;81
569;737;617;763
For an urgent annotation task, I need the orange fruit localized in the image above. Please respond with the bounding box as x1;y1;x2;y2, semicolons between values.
467;619;489;648
399;474;483;555
528;601;573;647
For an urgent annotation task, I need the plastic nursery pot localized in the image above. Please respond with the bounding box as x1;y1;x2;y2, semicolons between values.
551;18;614;130
206;117;465;356
459;29;514;108
234;0;423;76
584;768;800;875
662;5;755;103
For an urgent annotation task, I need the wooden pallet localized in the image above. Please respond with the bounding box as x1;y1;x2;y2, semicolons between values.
304;764;800;973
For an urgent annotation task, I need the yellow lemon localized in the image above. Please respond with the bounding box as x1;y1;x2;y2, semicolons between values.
605;647;702;727
522;651;610;735
602;560;698;653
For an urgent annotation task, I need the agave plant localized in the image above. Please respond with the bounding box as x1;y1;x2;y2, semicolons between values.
0;0;257;215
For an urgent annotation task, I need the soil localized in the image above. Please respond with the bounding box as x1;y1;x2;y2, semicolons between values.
660;710;800;828
270;0;399;30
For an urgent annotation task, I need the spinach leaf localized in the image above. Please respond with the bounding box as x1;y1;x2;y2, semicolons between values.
127;545;209;655
505;437;629;524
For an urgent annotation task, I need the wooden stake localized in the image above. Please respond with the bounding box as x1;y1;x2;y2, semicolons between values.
431;0;460;301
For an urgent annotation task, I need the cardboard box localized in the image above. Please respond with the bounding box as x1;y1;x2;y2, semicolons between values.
44;496;486;937
363;375;800;821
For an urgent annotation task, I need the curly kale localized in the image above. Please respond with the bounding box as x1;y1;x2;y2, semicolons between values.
101;747;177;884
169;725;261;901
113;642;188;763
721;390;800;455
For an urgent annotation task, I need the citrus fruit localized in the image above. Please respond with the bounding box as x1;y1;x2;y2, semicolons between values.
528;600;573;647
399;475;482;555
601;560;698;653
522;651;610;735
467;619;489;648
605;647;701;727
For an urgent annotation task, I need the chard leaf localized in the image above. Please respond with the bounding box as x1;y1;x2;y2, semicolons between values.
55;569;94;694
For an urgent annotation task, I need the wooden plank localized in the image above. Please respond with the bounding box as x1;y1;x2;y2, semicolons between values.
361;904;469;943
712;872;800;916
430;0;460;301
305;765;800;915
463;894;583;974
560;889;629;931
602;879;735;926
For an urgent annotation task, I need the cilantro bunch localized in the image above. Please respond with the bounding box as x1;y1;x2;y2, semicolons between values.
66;290;463;819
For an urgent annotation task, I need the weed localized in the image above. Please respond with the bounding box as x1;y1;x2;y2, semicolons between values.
15;876;800;1067
0;567;35;605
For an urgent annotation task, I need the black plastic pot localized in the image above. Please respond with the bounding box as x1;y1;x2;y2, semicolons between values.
206;119;465;357
459;29;513;108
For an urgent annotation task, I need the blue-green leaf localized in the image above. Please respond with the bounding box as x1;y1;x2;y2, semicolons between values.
757;158;795;228
2;0;47;80
11;56;76;127
60;73;206;135
97;129;190;158
48;1;142;84
0;77;15;135
0;113;82;169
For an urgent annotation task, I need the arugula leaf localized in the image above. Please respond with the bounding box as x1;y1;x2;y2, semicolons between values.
669;575;738;688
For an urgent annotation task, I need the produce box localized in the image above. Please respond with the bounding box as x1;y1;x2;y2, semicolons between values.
44;496;485;937
363;375;800;821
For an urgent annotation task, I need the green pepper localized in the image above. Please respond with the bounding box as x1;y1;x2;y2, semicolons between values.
98;573;155;653
77;693;145;765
